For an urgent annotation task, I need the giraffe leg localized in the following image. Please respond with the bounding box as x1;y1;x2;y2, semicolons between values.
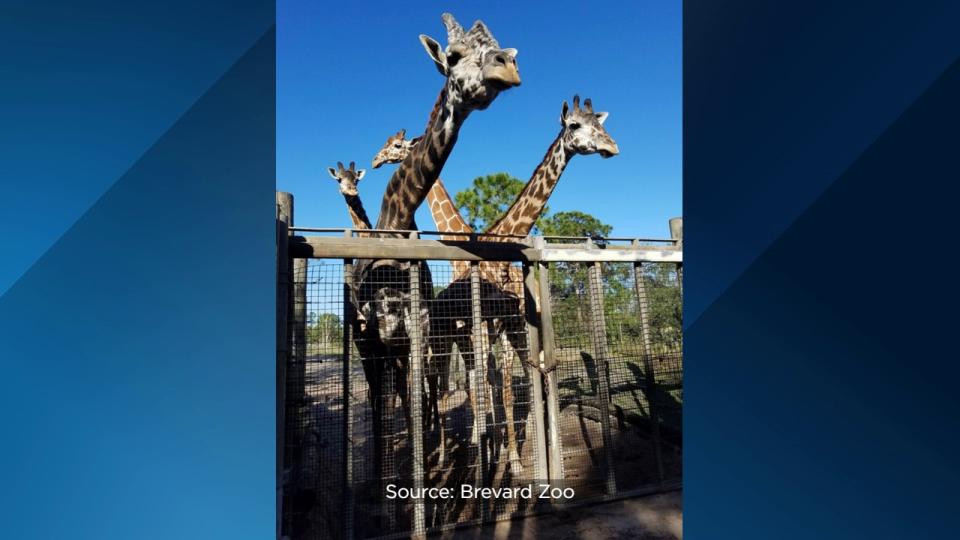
428;337;451;467
438;386;448;469
502;327;528;473
459;334;482;446
481;321;503;452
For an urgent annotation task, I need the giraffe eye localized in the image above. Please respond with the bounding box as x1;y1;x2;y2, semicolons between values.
568;122;581;130
394;143;402;148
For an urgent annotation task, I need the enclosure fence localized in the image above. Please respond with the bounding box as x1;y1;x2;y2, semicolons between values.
276;193;682;540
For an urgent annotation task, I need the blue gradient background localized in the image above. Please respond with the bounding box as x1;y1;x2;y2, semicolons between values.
686;1;960;538
0;1;275;538
3;1;960;538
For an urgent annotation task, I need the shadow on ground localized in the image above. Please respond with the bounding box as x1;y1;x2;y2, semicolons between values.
452;490;682;540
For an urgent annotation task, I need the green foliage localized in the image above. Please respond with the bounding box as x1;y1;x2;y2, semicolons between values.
305;312;343;348
539;211;612;238
453;175;682;362
640;263;683;349
454;172;548;232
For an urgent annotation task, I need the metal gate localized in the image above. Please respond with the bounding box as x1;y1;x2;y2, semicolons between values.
277;194;682;539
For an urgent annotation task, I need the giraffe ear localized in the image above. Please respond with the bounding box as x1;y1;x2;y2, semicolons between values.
356;169;366;181
595;112;609;125
561;100;570;124
419;34;448;75
327;167;339;180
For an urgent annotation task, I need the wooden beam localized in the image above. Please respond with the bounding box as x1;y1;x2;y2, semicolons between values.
539;247;681;263
289;235;682;263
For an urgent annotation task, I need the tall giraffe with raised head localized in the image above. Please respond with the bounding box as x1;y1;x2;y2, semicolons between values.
352;12;520;483
428;96;618;469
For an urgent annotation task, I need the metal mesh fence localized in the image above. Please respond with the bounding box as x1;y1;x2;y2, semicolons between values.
283;258;548;539
283;260;347;540
281;250;682;539
545;260;683;503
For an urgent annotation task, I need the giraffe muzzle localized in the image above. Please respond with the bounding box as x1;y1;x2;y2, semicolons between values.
598;142;620;158
483;64;521;88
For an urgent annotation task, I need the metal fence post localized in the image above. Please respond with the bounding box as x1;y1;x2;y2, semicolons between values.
407;263;427;537
586;261;618;496
669;217;683;297
633;260;665;483
523;262;549;484
535;243;565;488
275;192;291;540
342;259;356;540
469;261;489;519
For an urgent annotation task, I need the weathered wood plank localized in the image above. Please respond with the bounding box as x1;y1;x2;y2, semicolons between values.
289;235;682;263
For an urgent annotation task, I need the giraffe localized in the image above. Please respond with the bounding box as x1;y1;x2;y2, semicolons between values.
422;95;618;470
327;161;371;231
351;13;520;484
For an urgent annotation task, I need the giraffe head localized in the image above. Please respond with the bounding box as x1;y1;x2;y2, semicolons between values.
327;161;366;196
371;129;419;169
419;13;521;111
560;95;619;158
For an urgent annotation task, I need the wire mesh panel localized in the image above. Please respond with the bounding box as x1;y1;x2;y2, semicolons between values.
546;259;612;500
283;260;347;540
421;260;544;531
637;262;683;483
545;259;684;503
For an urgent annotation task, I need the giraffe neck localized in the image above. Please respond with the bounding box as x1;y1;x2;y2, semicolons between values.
426;178;474;239
487;130;570;236
426;178;474;281
375;87;467;230
343;194;371;230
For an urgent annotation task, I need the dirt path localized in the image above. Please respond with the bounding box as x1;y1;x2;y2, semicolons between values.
448;490;682;539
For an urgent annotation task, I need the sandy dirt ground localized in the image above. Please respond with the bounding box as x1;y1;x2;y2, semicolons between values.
449;490;682;540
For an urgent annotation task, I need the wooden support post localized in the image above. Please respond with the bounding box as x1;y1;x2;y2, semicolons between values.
342;259;355;540
275;192;291;540
407;263;427;537
633;262;665;483
292;266;307;403
586;262;618;496
277;193;307;412
523;262;549;484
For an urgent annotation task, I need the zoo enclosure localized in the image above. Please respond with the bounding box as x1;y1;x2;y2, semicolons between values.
276;193;683;539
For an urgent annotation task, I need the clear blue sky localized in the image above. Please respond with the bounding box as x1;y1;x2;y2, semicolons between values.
278;0;681;239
